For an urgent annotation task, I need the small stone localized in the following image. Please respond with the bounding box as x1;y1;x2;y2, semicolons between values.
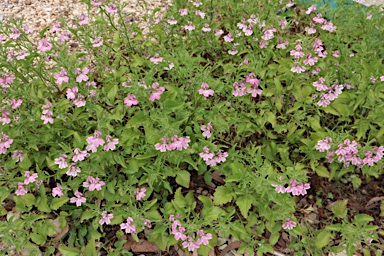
25;0;31;5
202;190;208;195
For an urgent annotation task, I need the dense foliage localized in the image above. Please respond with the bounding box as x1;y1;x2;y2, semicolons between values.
0;0;383;255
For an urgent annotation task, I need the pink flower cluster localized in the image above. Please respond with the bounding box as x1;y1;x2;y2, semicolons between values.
86;130;119;152
201;123;212;138
66;86;86;107
37;39;52;52
155;135;191;152
0;73;15;88
121;217;137;234
199;147;228;166
54;69;69;85
312;78;351;107
149;82;165;102
134;188;146;200
316;138;384;168
41;102;54;124
83;176;105;191
272;180;310;196
15;171;39;196
0;133;13;154
124;94;139;107
169;215;212;251
232;73;262;97
198;82;214;97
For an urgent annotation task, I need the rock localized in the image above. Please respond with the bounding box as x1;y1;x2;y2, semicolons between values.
25;0;31;5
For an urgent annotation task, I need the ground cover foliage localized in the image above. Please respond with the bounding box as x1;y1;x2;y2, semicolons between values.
0;0;383;255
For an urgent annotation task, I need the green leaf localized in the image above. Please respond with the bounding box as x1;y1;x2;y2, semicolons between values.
353;214;374;226
51;197;69;210
81;211;95;222
36;195;51;213
107;84;118;102
331;200;348;218
0;187;10;203
269;233;280;245
235;195;253;219
19;154;32;170
85;239;97;256
173;188;187;209
315;166;330;178
315;230;332;249
14;194;35;212
58;245;81;256
213;186;233;205
175;170;190;188
29;233;46;245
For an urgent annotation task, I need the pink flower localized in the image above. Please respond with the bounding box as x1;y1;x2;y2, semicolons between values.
121;217;136;234
179;8;188;16
37;39;52;52
91;0;102;6
105;4;118;14
0;134;13;154
15;183;28;196
52;184;64;197
78;14;89;25
99;211;114;225
92;38;103;47
183;22;195;31
70;191;86;206
232;81;246;96
224;33;234;42
124;94;139;107
10;28;21;40
167;17;178;25
282;218;296;230
285;180;310;196
51;22;61;33
54;69;69;85
155;136;169;152
198;82;214;97
12;150;24;162
66;163;81;177
75;68;89;83
201;123;213;138
195;10;205;19
182;237;200;251
86;130;105;152
202;24;211;32
149;53;163;64
134;188;146;200
199;147;214;161
380;76;384;81
66;87;78;99
196;230;212;246
214;29;224;36
10;99;22;109
291;63;306;74
313;14;326;24
149;87;165;101
59;31;71;42
304;53;318;66
305;4;316;14
321;21;337;32
24;171;38;184
168;135;190;150
272;183;286;193
104;135;119;151
83;176;105;191
313;77;328;91
315;137;332;152
72;148;89;162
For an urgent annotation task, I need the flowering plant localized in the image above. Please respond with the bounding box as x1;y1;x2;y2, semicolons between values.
0;0;383;255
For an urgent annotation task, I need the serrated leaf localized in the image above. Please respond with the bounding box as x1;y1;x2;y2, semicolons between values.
175;170;190;188
315;230;332;249
353;214;374;226
58;245;81;256
316;166;330;178
30;233;46;246
331;200;348;218
235;195;253;219
213;186;233;205
85;239;97;256
51;197;69;210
